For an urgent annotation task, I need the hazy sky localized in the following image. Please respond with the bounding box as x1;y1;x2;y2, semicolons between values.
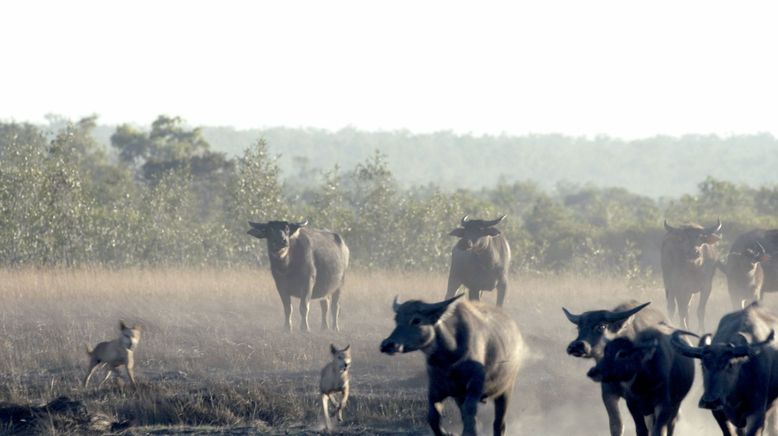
1;1;776;138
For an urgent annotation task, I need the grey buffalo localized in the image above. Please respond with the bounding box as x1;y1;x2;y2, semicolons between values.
720;229;778;309
380;294;523;436
661;219;722;330
445;215;511;307
247;220;349;332
672;303;778;436
563;301;668;436
587;326;694;436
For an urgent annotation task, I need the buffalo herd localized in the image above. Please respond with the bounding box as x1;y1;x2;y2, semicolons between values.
247;217;778;435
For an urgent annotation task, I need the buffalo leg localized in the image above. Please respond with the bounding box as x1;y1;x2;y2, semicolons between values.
698;283;713;331
602;384;624;436
427;391;449;436
652;403;679;436
712;410;735;436
745;411;767;436
319;298;330;330
457;362;486;436
299;295;311;332
277;291;293;332
496;278;507;307
446;270;462;300
467;288;482;302
676;292;693;330
665;286;676;320
493;392;510;436
626;399;649;436
331;289;342;332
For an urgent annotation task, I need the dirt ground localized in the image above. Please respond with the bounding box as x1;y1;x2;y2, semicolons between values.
0;267;769;434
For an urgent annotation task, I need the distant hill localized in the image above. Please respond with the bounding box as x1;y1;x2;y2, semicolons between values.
80;121;778;198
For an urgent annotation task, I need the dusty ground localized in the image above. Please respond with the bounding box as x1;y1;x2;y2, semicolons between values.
0;267;769;435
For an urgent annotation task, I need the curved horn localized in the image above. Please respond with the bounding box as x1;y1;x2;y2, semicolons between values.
461;215;470;226
730;330;775;358
664;220;678;233
706;218;722;235
671;330;705;358
562;307;581;325
392;295;401;313
604;302;651;322
483;215;507;227
297;219;309;227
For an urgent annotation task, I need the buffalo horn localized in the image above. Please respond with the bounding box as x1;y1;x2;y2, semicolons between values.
562;307;581;325
706;218;722;235
604;302;651;322
729;330;775;358
483;215;507;227
671;330;705;358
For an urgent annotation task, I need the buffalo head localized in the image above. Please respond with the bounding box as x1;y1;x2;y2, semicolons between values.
247;219;308;257
380;294;464;355
562;302;650;360
587;336;659;383
672;328;774;410
449;215;505;251
663;219;722;261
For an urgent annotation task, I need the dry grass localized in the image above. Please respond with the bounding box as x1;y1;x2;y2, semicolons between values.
0;267;771;434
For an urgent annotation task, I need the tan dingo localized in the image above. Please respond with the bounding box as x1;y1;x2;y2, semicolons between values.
83;320;141;388
320;344;351;430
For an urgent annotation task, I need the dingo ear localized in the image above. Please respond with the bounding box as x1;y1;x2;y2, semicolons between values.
133;324;142;331
330;344;337;354
344;344;351;352
119;320;128;330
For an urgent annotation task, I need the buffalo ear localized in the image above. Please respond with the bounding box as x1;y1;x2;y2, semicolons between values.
247;222;267;239
449;228;466;238
483;227;501;237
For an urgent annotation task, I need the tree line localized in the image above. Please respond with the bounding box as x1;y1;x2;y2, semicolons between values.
2;116;778;277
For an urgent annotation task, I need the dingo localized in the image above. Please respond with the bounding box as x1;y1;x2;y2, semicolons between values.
320;344;351;430
83;320;141;388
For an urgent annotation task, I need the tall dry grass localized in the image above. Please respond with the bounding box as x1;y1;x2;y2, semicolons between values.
0;267;768;434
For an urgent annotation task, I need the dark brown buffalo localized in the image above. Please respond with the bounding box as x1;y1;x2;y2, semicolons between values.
673;303;778;436
445;215;511;307
563;301;668;436
587;326;695;436
381;295;523;436
720;229;778;309
661;219;722;330
247;220;349;332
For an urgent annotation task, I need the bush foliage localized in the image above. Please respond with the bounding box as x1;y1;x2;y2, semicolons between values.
2;117;778;275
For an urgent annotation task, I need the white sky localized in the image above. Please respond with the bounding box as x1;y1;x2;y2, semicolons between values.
1;1;776;138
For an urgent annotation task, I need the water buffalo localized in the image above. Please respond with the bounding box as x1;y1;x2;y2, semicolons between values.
445;215;511;307
380;294;523;436
720;229;778;309
672;303;778;436
563;301;668;436
661;219;722;330
247;220;349;332
587;326;694;436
